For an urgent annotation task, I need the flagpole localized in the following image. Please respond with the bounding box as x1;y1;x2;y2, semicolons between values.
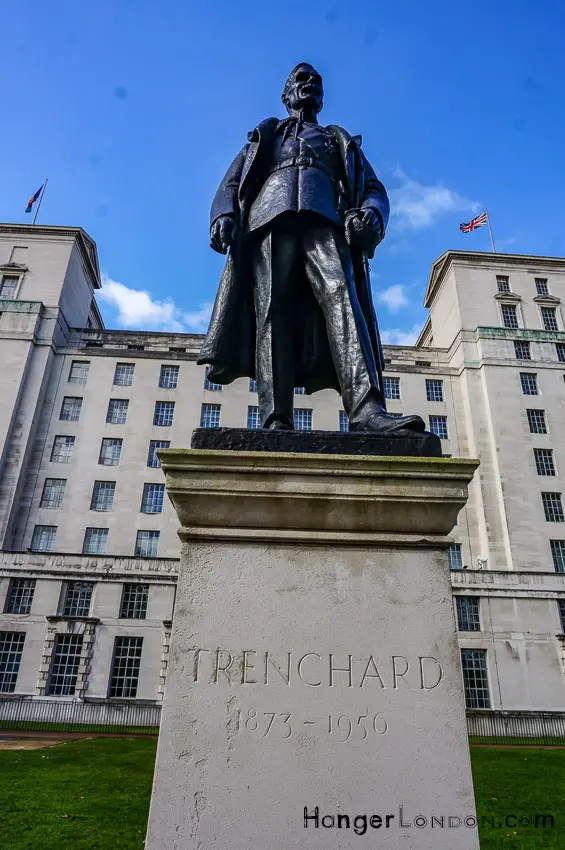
486;206;496;253
32;179;48;225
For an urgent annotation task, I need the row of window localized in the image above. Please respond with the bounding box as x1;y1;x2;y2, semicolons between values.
57;397;452;437
0;630;143;698
51;436;170;467
4;578;150;618
500;303;560;332
497;275;551;297
30;524;160;555
513;341;565;362
39;479;166;514
69;360;450;404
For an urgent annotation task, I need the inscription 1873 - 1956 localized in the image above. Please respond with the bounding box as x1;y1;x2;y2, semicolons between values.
186;648;444;691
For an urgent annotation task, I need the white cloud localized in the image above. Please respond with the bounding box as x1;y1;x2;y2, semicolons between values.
97;275;212;333
376;284;409;314
381;323;422;346
389;169;479;230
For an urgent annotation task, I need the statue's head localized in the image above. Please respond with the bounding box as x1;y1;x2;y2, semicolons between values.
282;63;323;115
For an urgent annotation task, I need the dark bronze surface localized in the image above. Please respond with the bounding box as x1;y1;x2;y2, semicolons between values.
198;63;427;438
191;428;442;458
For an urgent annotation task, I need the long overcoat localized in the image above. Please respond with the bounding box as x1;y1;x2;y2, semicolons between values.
197;117;390;395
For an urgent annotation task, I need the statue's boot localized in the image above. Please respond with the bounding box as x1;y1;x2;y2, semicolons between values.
349;400;426;434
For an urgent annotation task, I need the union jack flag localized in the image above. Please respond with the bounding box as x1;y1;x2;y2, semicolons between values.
460;210;488;232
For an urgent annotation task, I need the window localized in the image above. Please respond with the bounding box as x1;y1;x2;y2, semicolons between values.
106;399;129;425
0;275;19;299
113;363;135;386
383;377;401;400
339;410;349;432
460;649;490;709
501;304;518;329
47;634;83;696
535;278;549;296
294;387;306;395
541;306;558;331
40;478;66;509
551;540;565;573
294;408;313;431
62;582;93;617
425;379;444;402
5;579;36;614
556;343;565;362
249;379;257;393
456;597;481;631
527;409;547;434
120;584;149;619
448;543;462;570
520;373;538;395
83;528;108;555
514;341;531;360
159;364;180;389
429;415;448;439
558;600;565;633
31;525;56;552
247;406;261;429
50;435;75;463
135;530;160;558
542;492;564;523
90;481;116;511
203;367;221;391
147;440;170;468
200;403;221;429
154;401;175;426
141;483;165;513
108;637;143;698
98;438;123;466
0;632;25;692
68;360;90;384
496;275;510;293
59;396;82;422
534;448;556;476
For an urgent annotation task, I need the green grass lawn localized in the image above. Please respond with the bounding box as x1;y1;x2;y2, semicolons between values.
0;737;156;850
471;748;565;848
0;739;564;849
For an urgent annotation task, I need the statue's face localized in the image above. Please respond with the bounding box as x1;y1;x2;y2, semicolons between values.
284;65;323;114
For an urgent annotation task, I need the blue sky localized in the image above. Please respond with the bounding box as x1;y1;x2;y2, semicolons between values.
3;0;564;343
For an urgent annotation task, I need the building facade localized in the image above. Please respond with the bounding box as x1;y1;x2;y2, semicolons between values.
1;222;565;714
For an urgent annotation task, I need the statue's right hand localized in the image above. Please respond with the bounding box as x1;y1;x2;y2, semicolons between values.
210;216;238;254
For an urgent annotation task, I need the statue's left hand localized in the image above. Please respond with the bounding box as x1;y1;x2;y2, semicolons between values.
210;215;238;255
345;209;383;249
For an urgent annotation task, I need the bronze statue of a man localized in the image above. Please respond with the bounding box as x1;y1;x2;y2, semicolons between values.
198;63;425;433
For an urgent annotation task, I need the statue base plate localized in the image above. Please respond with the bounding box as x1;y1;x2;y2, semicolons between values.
191;427;442;457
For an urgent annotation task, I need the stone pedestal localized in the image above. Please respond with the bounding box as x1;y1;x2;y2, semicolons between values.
146;450;480;850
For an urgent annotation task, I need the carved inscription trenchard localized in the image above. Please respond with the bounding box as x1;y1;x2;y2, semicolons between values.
188;648;444;691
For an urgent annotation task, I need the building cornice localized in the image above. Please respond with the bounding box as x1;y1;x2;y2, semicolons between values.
0;222;101;290
424;250;565;308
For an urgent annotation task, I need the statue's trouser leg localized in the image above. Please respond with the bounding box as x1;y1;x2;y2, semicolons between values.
302;225;386;418
252;224;297;428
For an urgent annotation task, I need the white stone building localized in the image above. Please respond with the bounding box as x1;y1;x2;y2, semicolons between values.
1;221;565;717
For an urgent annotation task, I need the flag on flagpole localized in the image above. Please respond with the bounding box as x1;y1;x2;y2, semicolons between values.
460;211;488;233
25;184;44;214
